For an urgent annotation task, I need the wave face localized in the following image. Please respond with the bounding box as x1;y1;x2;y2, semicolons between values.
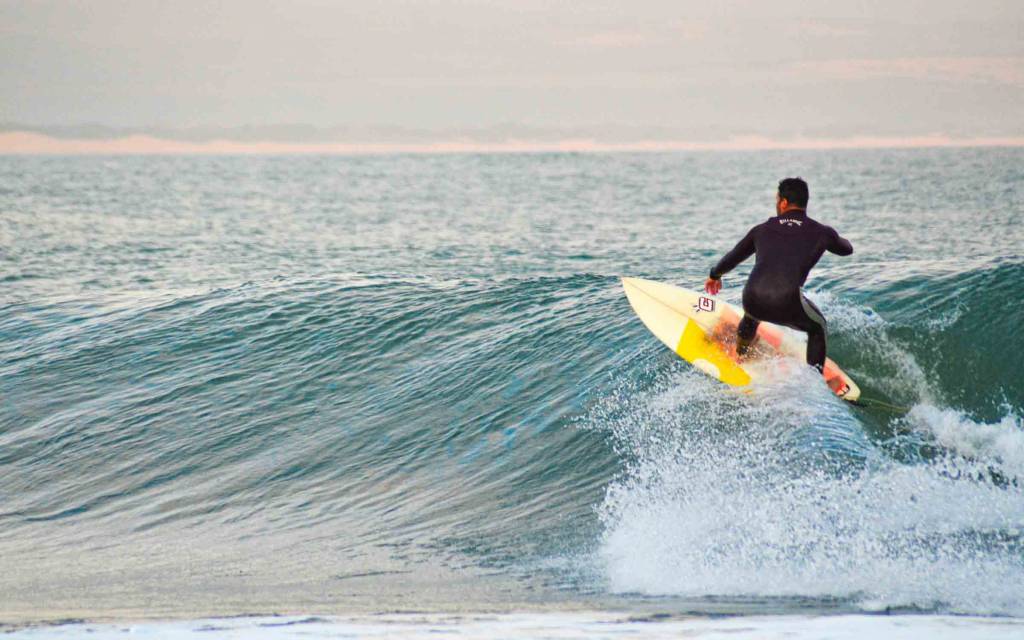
1;149;1022;618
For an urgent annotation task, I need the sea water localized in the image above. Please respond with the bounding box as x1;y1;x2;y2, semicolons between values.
1;149;1022;636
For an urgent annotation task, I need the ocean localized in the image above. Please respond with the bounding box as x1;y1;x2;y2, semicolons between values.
1;148;1022;637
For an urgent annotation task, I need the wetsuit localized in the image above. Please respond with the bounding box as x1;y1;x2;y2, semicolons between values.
709;209;853;371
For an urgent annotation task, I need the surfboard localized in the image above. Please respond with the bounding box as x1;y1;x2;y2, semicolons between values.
622;277;860;402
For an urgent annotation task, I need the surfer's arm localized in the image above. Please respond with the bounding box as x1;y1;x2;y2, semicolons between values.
826;228;853;256
709;227;757;280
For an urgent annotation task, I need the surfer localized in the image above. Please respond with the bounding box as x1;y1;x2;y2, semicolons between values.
704;177;853;392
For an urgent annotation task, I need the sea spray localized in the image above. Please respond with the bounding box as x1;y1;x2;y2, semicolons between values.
594;319;1024;615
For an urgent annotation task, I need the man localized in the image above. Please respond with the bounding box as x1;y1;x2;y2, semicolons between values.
704;177;853;392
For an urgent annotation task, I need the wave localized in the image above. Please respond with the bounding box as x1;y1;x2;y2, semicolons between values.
2;262;1022;615
592;268;1024;615
0;274;619;554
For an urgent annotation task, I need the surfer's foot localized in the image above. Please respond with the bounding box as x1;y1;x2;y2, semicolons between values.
735;334;760;362
827;376;850;397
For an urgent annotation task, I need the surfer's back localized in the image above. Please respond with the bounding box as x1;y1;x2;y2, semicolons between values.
746;210;852;297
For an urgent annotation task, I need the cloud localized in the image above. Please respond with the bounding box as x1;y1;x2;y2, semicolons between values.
565;20;707;49
567;30;662;49
670;20;710;40
790;57;1024;86
797;20;868;38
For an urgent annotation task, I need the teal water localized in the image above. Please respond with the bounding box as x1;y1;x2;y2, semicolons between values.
1;149;1022;621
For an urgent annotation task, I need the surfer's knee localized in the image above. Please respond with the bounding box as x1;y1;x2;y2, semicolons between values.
799;295;827;334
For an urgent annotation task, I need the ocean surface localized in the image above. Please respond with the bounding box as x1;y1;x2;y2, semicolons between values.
1;149;1023;635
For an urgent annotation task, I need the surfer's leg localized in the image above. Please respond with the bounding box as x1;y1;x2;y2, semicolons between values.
736;313;760;357
795;295;827;372
805;327;826;372
787;296;847;394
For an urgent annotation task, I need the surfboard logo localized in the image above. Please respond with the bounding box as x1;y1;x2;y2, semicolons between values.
695;296;716;313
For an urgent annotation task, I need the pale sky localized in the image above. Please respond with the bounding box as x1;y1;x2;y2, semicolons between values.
1;0;1022;145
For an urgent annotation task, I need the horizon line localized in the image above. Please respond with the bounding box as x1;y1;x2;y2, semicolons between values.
2;130;1023;155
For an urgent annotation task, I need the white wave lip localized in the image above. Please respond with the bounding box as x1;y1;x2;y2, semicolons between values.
908;404;1024;476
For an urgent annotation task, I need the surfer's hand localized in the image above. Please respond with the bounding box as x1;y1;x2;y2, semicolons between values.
704;277;722;295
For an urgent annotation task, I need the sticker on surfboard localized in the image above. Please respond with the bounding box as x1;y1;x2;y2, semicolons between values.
693;296;715;313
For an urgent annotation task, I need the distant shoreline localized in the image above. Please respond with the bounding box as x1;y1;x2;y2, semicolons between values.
2;130;1023;155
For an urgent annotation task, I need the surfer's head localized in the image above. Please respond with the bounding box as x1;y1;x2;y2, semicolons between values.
776;177;809;214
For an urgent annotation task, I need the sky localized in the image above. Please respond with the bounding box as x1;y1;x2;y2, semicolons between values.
1;0;1022;149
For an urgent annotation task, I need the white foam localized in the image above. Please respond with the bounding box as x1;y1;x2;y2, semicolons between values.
905;404;1024;477
8;613;1024;640
805;290;887;334
805;290;933;403
594;363;1024;616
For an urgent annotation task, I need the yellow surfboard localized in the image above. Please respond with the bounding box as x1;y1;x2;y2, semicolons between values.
622;277;860;401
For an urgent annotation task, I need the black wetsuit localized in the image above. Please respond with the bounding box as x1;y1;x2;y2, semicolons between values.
709;209;853;371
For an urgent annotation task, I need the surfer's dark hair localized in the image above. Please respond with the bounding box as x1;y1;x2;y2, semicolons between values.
778;177;809;208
